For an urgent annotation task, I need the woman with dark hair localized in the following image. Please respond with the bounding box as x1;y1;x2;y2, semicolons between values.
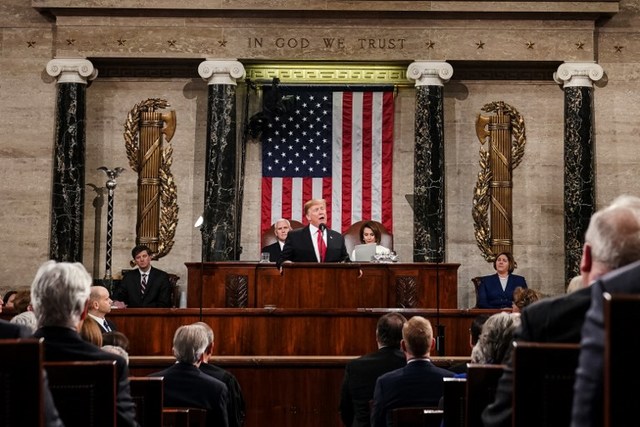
2;290;17;312
476;251;527;309
350;220;391;260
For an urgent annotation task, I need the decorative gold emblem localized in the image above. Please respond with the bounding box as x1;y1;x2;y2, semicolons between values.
123;98;178;260
473;101;526;261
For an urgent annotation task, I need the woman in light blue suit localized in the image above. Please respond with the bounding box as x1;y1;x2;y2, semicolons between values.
477;252;527;309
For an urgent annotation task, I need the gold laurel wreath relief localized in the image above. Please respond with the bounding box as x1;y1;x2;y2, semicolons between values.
123;98;179;260
472;101;526;262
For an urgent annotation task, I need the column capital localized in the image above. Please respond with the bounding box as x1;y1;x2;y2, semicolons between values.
407;61;453;87
46;58;97;84
198;59;246;85
554;62;604;88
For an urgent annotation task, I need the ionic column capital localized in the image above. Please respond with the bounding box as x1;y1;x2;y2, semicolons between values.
554;62;604;88
198;59;246;85
46;58;97;84
407;61;453;87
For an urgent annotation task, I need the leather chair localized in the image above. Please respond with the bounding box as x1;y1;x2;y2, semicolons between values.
343;220;393;256
471;276;482;308
261;219;304;248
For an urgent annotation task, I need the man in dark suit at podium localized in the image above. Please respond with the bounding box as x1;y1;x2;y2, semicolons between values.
113;245;171;308
339;312;407;427
277;198;349;269
261;218;291;262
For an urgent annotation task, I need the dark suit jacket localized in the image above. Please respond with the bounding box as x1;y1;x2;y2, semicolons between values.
150;362;229;427
33;326;138;427
571;260;640;427
481;285;592;427
371;359;454;427
0;318;30;338
261;241;283;263
113;267;171;308
200;362;246;427
277;225;350;268
339;346;406;427
89;315;117;333
477;273;527;309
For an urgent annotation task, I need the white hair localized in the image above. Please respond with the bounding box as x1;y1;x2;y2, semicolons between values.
172;324;209;364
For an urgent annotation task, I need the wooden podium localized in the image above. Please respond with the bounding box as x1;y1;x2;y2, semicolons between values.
185;261;459;309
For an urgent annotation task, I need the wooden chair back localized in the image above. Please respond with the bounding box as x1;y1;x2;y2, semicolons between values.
130;376;164;427
604;292;640;427
442;377;466;427
343;220;393;255
163;407;207;427
391;407;444;427
471;277;482;308
45;360;117;427
0;338;44;427
261;219;304;248
465;363;504;427
512;341;580;427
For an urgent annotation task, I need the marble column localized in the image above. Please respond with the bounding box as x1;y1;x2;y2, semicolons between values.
45;58;97;262
554;62;604;284
198;59;246;261
407;61;453;262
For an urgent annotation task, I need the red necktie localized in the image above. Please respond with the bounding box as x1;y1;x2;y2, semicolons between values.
317;229;326;262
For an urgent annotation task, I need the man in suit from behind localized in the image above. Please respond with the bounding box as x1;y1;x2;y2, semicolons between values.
88;285;117;333
570;197;640;427
339;312;407;427
112;244;172;308
31;260;138;427
482;194;640;427
261;218;291;262
370;316;454;427
149;324;229;427
195;322;246;427
277;198;350;269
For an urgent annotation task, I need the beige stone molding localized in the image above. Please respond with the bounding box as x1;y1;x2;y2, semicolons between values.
554;62;604;88
244;63;409;85
198;59;246;86
46;58;97;84
407;61;453;87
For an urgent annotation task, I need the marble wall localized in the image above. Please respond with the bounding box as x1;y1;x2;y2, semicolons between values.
2;0;640;308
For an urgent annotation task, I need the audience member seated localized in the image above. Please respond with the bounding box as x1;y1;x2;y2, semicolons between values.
88;285;117;332
149;324;229;427
482;194;640;427
349;221;391;261
10;310;37;333
471;312;521;365
11;288;32;313
260;218;291;262
103;331;131;353
31;260;139;427
566;275;583;294
2;290;17;312
112;244;172;308
194;322;246;427
343;220;393;256
80;316;104;347
511;287;542;313
476;252;527;309
450;313;490;374
339;312;407;427
370;316;454;427
103;345;130;365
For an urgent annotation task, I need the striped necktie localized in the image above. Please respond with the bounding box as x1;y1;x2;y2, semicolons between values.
141;273;147;296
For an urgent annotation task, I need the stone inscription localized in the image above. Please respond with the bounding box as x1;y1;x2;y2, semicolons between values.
248;37;406;50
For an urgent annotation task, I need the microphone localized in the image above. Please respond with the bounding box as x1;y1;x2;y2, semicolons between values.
318;223;327;232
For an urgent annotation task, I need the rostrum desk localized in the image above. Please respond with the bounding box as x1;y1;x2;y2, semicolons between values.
108;261;481;427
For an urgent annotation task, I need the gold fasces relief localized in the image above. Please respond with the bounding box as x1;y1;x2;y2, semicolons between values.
123;98;179;260
473;101;526;262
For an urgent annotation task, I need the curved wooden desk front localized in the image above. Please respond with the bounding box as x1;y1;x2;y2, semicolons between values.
185;261;460;309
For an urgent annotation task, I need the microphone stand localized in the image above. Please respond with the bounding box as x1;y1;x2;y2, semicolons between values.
195;215;205;321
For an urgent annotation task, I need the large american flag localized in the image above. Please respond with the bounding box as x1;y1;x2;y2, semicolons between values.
261;85;394;235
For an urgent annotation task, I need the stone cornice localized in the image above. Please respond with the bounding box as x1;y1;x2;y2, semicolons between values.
32;1;620;17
